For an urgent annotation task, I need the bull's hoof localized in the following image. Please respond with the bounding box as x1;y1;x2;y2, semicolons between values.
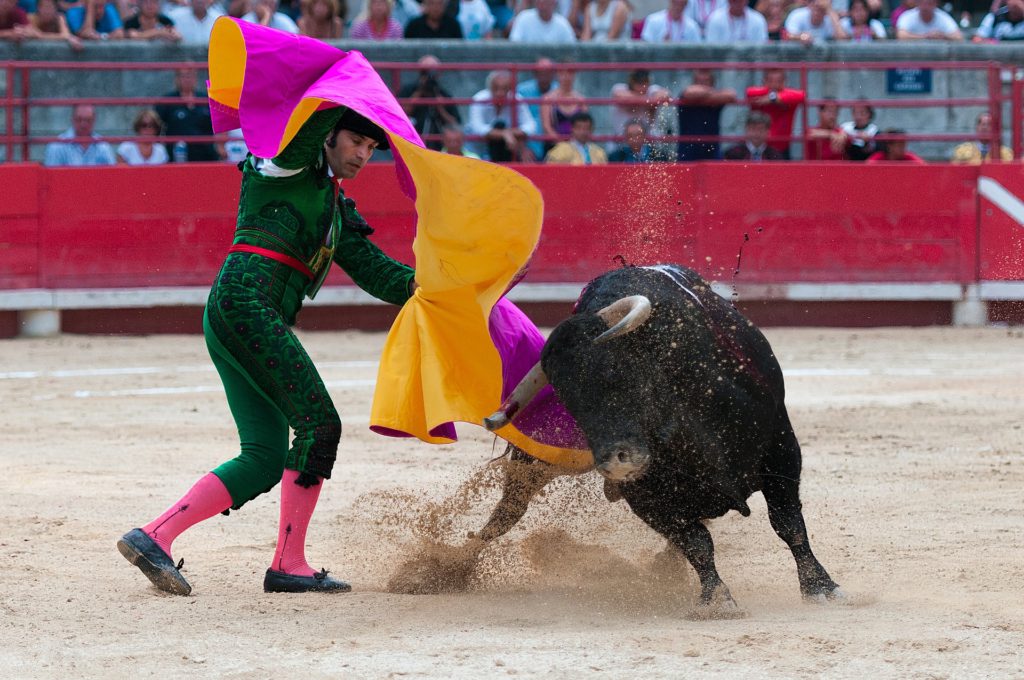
804;586;848;605
686;583;747;620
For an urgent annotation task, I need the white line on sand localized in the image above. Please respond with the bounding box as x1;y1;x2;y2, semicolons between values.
2;360;379;380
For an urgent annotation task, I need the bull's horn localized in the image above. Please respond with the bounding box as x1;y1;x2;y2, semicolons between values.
482;361;549;431
594;295;652;343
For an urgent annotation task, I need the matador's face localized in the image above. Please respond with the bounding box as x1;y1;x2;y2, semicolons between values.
325;129;378;180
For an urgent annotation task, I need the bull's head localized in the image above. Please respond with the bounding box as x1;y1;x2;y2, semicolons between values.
484;295;654;482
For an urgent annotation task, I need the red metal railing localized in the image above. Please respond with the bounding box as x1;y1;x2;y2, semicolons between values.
1;59;1018;162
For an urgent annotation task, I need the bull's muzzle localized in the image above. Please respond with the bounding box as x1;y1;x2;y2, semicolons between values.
596;446;651;482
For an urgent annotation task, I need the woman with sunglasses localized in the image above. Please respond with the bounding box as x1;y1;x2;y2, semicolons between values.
116;109;169;165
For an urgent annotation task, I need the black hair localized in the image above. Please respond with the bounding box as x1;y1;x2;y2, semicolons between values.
570;111;594;126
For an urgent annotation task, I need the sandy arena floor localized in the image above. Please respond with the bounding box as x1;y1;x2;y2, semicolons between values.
0;327;1022;678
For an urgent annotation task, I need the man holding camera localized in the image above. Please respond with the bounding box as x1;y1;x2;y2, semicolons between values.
398;55;461;151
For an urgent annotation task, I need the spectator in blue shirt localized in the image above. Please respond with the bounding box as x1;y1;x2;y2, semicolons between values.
67;0;125;39
44;104;117;166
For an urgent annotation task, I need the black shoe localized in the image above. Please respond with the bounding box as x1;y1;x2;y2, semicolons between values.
263;568;352;593
117;528;192;596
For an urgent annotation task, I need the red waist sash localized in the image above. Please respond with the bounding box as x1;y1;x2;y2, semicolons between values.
227;244;313;279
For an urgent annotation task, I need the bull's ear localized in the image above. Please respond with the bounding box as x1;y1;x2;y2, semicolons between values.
594;295;652;343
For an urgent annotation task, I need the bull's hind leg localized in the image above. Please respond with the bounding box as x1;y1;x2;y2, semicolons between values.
469;444;564;543
762;423;842;601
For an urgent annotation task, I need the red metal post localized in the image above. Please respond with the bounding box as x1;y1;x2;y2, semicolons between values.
799;63;810;160
987;62;1002;159
4;63;13;162
1012;77;1023;161
20;63;30;162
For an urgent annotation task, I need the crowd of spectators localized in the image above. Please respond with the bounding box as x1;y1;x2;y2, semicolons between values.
37;60;1011;167
2;0;1021;45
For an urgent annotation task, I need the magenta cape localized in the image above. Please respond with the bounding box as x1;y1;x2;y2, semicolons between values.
207;18;592;470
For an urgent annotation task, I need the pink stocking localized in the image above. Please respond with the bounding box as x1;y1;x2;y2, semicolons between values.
270;469;323;576
141;472;233;559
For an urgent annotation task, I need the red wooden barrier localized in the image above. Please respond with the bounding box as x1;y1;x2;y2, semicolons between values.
1;162;1022;296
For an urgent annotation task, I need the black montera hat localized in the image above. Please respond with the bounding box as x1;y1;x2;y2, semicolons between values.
336;108;390;151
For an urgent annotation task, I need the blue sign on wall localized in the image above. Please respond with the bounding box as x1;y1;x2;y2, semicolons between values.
886;68;933;94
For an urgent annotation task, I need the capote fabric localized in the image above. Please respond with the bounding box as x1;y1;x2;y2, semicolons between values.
206;18;591;470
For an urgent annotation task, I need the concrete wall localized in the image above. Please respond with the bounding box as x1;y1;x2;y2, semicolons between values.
2;40;1022;162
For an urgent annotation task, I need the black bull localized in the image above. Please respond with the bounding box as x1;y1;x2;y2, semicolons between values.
478;264;842;609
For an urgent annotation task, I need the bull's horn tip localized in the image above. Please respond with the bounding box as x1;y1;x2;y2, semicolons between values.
482;413;508;431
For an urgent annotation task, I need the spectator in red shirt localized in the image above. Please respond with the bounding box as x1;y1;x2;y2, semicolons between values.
0;0;30;39
805;98;848;161
746;68;806;159
866;129;926;164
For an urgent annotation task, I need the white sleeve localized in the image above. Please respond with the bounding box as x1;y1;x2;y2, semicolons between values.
640;12;661;42
895;12;912;31
938;10;960;33
559;16;578;41
976;13;995;38
465;94;490;136
704;15;724;42
517;102;538;135
784;9;803;35
685;17;702;41
508;12;525;40
871;19;887;38
752;11;768;41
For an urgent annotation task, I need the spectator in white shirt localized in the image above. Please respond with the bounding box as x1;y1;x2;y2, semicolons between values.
641;0;703;42
457;0;496;39
704;0;768;42
685;0;725;37
242;0;300;33
509;0;576;42
465;70;538;161
895;0;962;40
784;0;846;44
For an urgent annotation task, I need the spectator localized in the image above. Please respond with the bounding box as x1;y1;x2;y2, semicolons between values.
677;68;736;161
974;0;1024;41
156;68;223;162
349;0;403;39
457;0;496;38
641;0;702;41
805;99;848;160
465;69;538;161
841;0;886;41
405;0;463;37
67;0;125;39
117;109;170;165
168;0;222;45
756;0;789;40
608;120;659;163
517;57;557;159
890;0;916;26
44;104;117;167
724;111;784;160
539;62;587;153
704;0;768;42
840;101;878;161
609;69;670;151
487;0;514;34
298;0;344;39
223;128;249;163
581;0;630;41
124;0;181;41
440;124;481;158
242;0;300;32
545;111;608;165
784;0;846;44
951;112;1012;163
746;68;805;159
226;0;250;18
398;55;461;150
895;0;962;40
0;0;29;40
24;0;84;49
685;0;725;37
509;0;576;42
866;129;926;163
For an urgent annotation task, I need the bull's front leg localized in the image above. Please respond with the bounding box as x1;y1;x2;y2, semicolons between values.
469;444;564;544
